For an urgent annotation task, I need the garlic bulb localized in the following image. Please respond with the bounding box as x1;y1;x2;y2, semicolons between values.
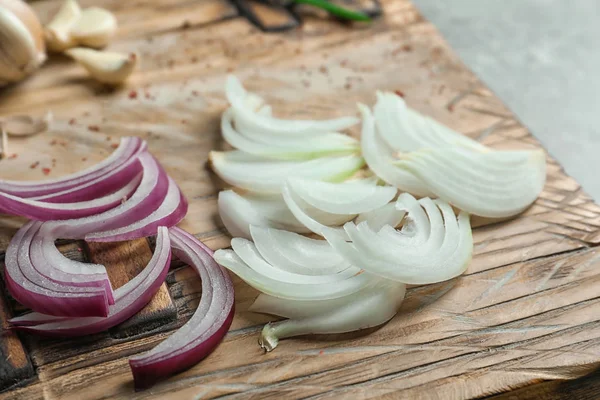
65;48;137;85
0;0;46;86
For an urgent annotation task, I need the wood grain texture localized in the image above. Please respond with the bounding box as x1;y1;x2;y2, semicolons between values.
1;0;599;399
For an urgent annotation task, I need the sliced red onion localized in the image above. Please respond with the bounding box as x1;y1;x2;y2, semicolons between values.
0;175;141;221
49;152;169;239
5;221;110;317
86;177;188;242
0;137;144;198
32;140;146;203
10;227;171;335
129;227;234;390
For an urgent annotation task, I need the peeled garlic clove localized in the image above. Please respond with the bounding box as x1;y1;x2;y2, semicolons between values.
1;111;52;137
70;7;116;49
0;0;46;85
65;47;136;85
45;0;81;52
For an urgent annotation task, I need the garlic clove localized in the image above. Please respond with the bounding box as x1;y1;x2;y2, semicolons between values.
70;7;117;49
1;128;8;159
65;47;136;85
45;0;81;52
0;111;52;137
0;3;45;84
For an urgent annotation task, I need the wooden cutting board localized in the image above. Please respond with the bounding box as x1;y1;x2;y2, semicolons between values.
1;1;600;399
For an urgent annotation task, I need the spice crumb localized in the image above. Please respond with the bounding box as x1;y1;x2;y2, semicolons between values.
8;153;17;159
106;136;112;141
77;247;82;252
82;157;87;161
50;139;57;146
319;66;328;74
447;103;455;112
344;83;352;90
128;90;138;99
319;350;324;355
111;143;119;149
191;56;198;63
42;168;51;176
226;67;234;73
69;118;76;125
402;44;413;52
30;161;39;169
192;90;199;96
340;59;348;67
394;89;405;98
181;119;187;124
88;125;100;132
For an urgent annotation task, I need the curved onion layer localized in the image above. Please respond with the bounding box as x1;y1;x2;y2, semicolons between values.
32;140;147;203
49;152;170;239
0;137;144;198
324;194;473;285
5;222;110;317
10;227;171;334
86;177;188;242
395;147;547;218
0;175;141;221
214;246;377;301
249;226;350;275
218;190;309;239
225;75;359;137
209;150;364;193
281;183;352;239
129;227;234;390
254;281;406;352
374;92;488;152
286;177;397;215
221;108;359;160
355;203;406;231
358;104;433;197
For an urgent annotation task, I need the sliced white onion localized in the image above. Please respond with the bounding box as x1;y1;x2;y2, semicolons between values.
281;183;351;239
249;226;349;275
395;147;547;218
256;281;406;352
209;150;364;193
218;190;309;239
374;92;488;152
225;75;359;136
286;177;397;215
355;203;405;231
358;104;433;197
323;194;473;285
214;248;377;301
221;108;359;160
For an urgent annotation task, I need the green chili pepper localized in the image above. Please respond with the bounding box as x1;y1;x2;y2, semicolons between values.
292;0;371;22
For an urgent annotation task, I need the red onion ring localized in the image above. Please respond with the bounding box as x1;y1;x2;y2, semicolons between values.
10;227;171;335
0;137;144;198
5;221;111;317
129;227;234;389
86;177;188;242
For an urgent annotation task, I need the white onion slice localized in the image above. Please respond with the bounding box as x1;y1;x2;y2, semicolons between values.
209;151;364;193
225;75;359;136
256;281;406;351
355;203;405;231
374;92;488;152
324;194;473;284
281;183;351;239
358;104;433;197
286;177;397;215
218;190;309;239
221;108;359;160
395;147;547;218
214;249;377;301
249;226;349;275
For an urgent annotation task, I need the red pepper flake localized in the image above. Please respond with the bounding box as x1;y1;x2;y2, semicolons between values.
402;44;413;52
394;90;405;98
8;153;17;159
82;157;87;161
181;119;187;124
30;161;39;169
111;143;119;149
226;67;234;73
77;247;83;252
192;90;199;96
447;103;455;112
319;66;328;74
88;125;100;132
50;139;57;145
42;167;51;176
68;118;76;125
319;350;325;355
128;90;138;99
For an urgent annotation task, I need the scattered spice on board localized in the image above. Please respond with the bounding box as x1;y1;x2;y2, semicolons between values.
69;118;76;125
319;66;328;74
30;161;39;169
42;168;51;176
82;157;87;161
88;125;100;132
395;90;405;98
8;153;17;159
402;44;413;52
111;143;118;149
192;90;199;96
128;90;138;99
